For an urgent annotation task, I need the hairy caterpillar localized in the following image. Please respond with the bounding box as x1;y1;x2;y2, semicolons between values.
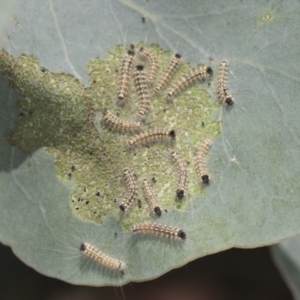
134;65;151;119
132;222;186;240
119;167;138;212
155;53;182;93
217;60;234;106
138;47;158;83
171;151;188;199
117;46;135;102
142;178;162;216
80;243;126;274
102;108;141;131
167;66;213;99
195;139;212;185
127;128;176;148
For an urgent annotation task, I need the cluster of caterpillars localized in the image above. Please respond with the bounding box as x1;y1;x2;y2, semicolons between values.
80;45;234;275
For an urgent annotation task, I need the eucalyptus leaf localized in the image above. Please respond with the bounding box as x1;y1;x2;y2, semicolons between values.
1;0;300;287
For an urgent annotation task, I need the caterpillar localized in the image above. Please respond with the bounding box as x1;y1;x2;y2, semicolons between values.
171;151;188;199
154;53;182;93
217;60;234;106
127;128;176;148
134;65;151;119
138;47;158;83
195;139;212;185
167;66;213;99
117;46;135;102
80;242;126;274
142;178;162;217
132;223;186;240
119;167;138;212
102;108;141;131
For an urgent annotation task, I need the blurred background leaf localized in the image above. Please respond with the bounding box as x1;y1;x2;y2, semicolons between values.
271;237;300;300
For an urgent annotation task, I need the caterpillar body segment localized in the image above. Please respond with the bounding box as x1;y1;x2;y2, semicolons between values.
134;65;151;120
119;167;138;212
80;243;126;274
127;128;176;148
117;47;135;103
102;109;141;131
142;178;162;217
217;60;234;106
195;139;212;185
132;223;186;240
167;66;213;99
138;47;158;83
155;53;182;93
171;151;188;199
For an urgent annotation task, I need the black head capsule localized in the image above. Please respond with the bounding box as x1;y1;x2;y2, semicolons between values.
201;175;210;185
136;65;144;71
130;44;135;50
175;53;181;59
225;97;234;106
206;67;213;76
154;206;162;217
168;130;176;140
176;189;184;199
137;199;142;208
80;243;86;252
178;230;186;240
128;50;135;56
119;204;125;212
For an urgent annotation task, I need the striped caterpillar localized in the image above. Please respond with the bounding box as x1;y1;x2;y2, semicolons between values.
217;60;234;106
117;45;135;103
127;128;176;148
102;108;141;131
132;223;186;240
119;167;138;212
171;151;188;199
195;139;212;185
155;53;182;93
138;47;158;83
167;66;213;99
134;65;151;119
80;243;126;274
142;178;162;216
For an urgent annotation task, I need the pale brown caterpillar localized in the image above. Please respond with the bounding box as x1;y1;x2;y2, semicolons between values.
171;151;188;199
132;223;186;240
80;243;126;274
134;65;151;119
154;53;182;93
138;47;158;83
117;46;135;102
195;139;212;185
127;128;176;148
167;66;213;99
119;167;138;212
217;60;234;106
102;108;141;131
142;178;161;216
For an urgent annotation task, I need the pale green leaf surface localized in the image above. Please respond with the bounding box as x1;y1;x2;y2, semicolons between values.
1;0;300;286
